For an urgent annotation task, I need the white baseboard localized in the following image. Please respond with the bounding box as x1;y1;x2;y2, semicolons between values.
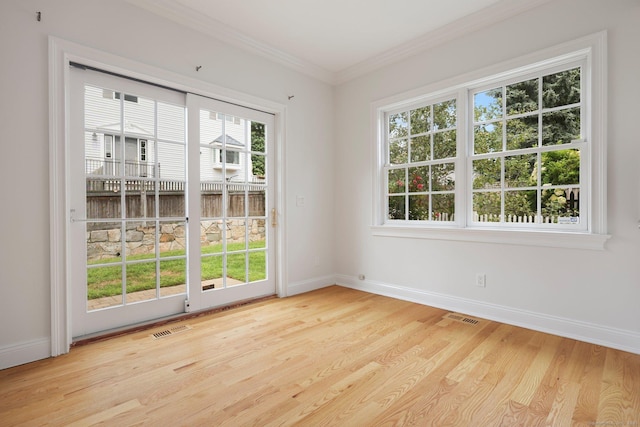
0;338;51;370
287;275;336;296
336;274;640;355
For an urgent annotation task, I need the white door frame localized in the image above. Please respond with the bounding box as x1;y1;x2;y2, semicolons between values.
49;37;288;356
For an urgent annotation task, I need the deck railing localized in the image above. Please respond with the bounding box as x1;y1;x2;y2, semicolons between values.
86;158;265;194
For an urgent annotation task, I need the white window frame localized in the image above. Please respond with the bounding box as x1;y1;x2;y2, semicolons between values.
371;32;609;250
212;146;242;169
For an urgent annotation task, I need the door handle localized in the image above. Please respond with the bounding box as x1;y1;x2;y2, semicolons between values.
271;208;277;227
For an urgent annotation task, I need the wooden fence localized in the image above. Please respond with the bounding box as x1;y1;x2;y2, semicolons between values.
425;212;578;224
86;178;265;222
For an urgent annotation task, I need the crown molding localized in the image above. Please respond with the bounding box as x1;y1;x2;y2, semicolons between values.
334;0;554;84
125;0;553;86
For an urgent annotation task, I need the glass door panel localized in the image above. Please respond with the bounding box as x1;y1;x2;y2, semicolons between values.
71;67;186;337
188;94;275;310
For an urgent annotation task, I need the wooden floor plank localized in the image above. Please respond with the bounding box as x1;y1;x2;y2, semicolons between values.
0;286;638;426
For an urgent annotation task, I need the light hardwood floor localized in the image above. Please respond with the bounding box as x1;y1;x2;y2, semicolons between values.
1;286;638;426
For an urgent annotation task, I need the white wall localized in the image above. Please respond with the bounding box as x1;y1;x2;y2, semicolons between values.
0;0;334;367
334;0;640;353
2;0;638;370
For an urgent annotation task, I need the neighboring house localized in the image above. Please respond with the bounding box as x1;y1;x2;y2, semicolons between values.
84;85;256;184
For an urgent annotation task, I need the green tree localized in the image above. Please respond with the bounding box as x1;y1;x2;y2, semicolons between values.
250;122;265;177
472;68;581;221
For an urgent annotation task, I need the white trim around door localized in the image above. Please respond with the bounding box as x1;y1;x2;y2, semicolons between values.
49;36;288;356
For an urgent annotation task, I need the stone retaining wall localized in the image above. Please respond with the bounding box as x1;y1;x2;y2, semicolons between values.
87;219;266;261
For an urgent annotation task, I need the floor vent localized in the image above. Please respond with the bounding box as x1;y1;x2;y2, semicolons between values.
444;313;481;325
152;325;191;339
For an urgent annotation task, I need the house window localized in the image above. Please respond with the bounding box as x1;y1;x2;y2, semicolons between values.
470;67;583;228
215;148;240;165
210;112;241;125
139;139;147;162
104;135;113;158
374;33;608;248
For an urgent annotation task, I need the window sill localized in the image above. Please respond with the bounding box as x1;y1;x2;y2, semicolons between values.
213;164;241;170
371;224;610;250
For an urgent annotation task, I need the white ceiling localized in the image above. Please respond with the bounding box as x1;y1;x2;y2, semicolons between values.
126;0;551;84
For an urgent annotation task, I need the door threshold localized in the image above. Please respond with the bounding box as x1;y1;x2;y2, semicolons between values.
71;294;277;347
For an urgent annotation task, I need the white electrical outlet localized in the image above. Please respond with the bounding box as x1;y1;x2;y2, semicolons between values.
476;274;486;287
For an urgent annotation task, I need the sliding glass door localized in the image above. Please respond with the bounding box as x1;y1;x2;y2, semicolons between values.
187;95;276;311
69;67;276;338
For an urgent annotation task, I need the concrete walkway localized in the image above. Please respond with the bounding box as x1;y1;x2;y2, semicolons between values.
88;278;243;311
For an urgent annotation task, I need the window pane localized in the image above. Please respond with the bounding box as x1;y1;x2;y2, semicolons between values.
85;85;121;130
85;132;105;176
433;100;456;130
410;106;431;135
542;108;580;146
408;166;429;192
431;163;455;191
543;68;580;109
473;192;501;222
227;220;247;246
125;180;156;219
227;253;247;283
159;221;185;257
432;194;454;221
201;255;223;291
409;195;429;220
227;191;246;218
157;141;185;180
541;188;580;221
506;78;538;115
388;169;406;194
388;196;405;220
200;109;223;144
248;187;266;217
506;116;538;150
389;139;408;164
541;149;580;186
250;122;266;154
126;261;156;302
201;220;223;252
87;264;122;310
474;122;503;154
474;89;502;122
249;219;266;248
410;135;430;163
124;95;155;138
87;181;122;219
505;154;537;188
157;103;185;143
504;190;537;219
87;221;122;263
389;112;408;138
251;153;266;179
433;130;456;159
473;158;501;190
124;221;155;259
248;250;267;283
159;258;186;297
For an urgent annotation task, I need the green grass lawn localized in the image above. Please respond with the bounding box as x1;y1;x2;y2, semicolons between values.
87;241;266;299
